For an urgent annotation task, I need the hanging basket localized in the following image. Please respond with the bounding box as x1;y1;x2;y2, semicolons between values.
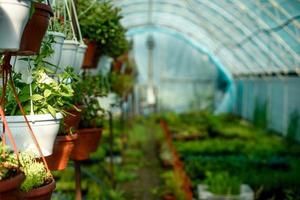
70;128;102;161
73;44;87;73
15;2;53;55
2;113;63;157
44;31;65;67
0;0;31;52
82;39;101;69
45;133;78;171
63;107;82;133
58;40;79;71
0;172;25;199
20;179;56;200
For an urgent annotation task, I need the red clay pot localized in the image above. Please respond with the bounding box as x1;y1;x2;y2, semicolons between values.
0;172;25;200
16;2;53;55
82;39;101;69
63;107;82;132
45;133;78;171
20;179;55;200
70;128;103;161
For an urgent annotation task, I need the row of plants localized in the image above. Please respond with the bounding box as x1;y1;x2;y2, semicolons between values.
0;0;136;199
160;111;300;200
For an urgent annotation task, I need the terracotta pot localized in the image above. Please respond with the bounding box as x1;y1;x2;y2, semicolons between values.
82;39;101;69
16;2;53;55
45;133;78;171
63;107;82;132
20;179;55;200
70;128;103;161
0;172;25;200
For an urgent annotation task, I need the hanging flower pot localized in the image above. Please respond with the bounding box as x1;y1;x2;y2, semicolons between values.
16;2;53;55
0;0;31;52
0;172;25;199
73;44;87;73
2;113;63;157
70;128;102;161
20;179;56;200
58;40;79;71
45;133;78;171
63;107;82;133
82;39;101;69
44;31;65;67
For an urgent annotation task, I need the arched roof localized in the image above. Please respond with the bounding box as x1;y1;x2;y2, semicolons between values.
114;0;300;76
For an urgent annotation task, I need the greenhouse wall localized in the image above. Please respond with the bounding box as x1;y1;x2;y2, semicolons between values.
234;77;300;141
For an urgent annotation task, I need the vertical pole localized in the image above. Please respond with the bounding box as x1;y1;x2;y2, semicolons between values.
108;111;115;189
74;161;82;200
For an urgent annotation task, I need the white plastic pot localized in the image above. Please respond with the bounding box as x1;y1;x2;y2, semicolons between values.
2;113;63;157
58;40;79;72
44;31;65;67
0;0;31;52
74;43;87;73
197;184;254;200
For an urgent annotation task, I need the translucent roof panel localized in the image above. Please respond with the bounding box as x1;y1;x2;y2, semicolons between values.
114;0;300;76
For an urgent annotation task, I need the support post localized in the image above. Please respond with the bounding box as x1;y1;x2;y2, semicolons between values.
74;161;82;200
108;111;115;189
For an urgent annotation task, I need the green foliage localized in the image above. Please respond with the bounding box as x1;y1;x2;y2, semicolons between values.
253;99;268;129
110;72;134;98
77;0;129;58
287;110;299;142
19;152;51;192
205;171;241;195
0;144;19;180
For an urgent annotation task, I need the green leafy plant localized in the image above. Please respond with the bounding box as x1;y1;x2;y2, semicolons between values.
205;171;241;195
2;37;76;117
19;152;52;192
77;0;129;58
0;143;19;181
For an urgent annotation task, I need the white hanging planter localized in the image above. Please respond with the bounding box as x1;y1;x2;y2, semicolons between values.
74;43;87;73
58;40;79;72
2;113;63;157
0;0;31;52
44;31;65;67
197;184;254;200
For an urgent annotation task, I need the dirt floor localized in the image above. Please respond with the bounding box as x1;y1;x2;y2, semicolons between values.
121;122;163;200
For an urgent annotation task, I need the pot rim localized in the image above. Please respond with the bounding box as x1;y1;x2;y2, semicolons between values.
46;31;65;39
3;113;63;123
56;133;78;142
0;0;31;7
64;40;80;45
21;178;55;197
33;2;53;17
0;171;25;192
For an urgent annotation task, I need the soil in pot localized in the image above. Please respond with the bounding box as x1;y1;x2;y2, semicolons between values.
0;172;25;200
82;40;101;69
70;128;103;161
20;179;55;200
16;2;53;55
45;133;78;171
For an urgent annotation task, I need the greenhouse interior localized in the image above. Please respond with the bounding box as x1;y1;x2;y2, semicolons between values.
0;0;300;200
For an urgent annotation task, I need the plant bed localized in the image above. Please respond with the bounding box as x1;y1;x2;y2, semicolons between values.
197;184;254;200
45;133;78;171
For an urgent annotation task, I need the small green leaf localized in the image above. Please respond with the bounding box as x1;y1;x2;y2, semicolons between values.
47;105;56;117
31;94;43;101
44;89;51;98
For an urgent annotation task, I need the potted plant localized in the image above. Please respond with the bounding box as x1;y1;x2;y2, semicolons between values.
197;171;254;200
0;144;25;199
16;0;54;55
71;97;104;161
19;152;55;200
45;68;82;171
0;0;32;52
77;0;129;68
2;41;75;156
